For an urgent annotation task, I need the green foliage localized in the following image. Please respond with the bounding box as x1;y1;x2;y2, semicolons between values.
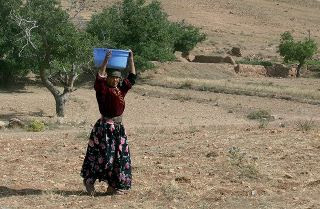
0;0;29;84
18;0;95;73
278;31;318;68
247;109;272;120
170;21;206;53
1;0;95;82
133;55;155;70
306;59;320;72
228;147;259;179
27;119;45;132
86;0;206;69
0;0;22;55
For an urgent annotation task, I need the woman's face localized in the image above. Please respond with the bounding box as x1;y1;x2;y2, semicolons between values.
107;76;120;87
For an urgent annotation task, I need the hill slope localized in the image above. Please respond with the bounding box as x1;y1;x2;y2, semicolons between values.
62;0;320;58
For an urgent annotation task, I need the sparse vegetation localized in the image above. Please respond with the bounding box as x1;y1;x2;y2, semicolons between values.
228;146;259;179
306;59;320;72
278;31;318;77
161;181;185;200
145;77;320;105
296;119;315;132
45;122;57;131
76;131;90;140
27;119;45;132
179;80;193;89
247;109;272;120
258;118;270;129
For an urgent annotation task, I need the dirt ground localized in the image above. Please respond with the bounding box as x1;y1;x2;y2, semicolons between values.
1;66;320;209
1;0;320;208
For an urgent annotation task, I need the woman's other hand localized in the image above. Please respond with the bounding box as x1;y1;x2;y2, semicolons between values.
105;50;112;61
99;49;112;77
129;50;134;61
128;50;136;75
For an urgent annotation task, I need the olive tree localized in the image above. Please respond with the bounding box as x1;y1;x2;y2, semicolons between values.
279;31;318;77
0;0;30;84
10;0;95;117
86;0;206;69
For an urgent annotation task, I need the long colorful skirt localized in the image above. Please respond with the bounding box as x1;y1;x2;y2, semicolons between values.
80;118;132;190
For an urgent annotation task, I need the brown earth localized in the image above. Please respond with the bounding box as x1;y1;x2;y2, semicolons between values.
1;0;320;208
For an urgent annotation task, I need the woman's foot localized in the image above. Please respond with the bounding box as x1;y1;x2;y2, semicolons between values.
83;179;95;196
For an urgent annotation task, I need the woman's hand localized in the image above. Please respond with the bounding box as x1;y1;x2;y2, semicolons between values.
129;50;134;61
105;50;112;61
99;49;112;77
128;50;136;75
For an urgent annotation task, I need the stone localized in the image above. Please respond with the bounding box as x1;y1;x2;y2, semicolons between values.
234;64;267;77
193;55;224;63
284;174;293;179
229;47;242;57
266;64;296;78
175;176;191;183
181;51;195;62
206;151;218;158
174;51;189;63
8;118;25;128
223;56;236;65
0;121;6;129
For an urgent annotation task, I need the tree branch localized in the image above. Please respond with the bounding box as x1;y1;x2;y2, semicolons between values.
9;10;38;57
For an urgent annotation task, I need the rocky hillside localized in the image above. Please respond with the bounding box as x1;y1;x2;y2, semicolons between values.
61;0;320;59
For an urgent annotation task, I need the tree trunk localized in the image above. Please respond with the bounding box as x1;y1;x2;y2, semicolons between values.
296;63;302;78
40;64;78;117
54;94;69;117
40;41;78;117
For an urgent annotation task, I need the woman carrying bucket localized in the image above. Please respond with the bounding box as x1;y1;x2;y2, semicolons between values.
81;49;136;195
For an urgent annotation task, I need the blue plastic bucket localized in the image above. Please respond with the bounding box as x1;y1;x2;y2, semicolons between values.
93;48;130;69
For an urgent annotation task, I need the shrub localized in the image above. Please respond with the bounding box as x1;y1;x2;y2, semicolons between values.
86;0;206;69
228;146;259;179
179;80;193;89
27;120;45;132
306;59;320;72
296;119;315;132
278;31;318;77
258;118;270;129
0;0;30;85
247;109;272;120
170;20;206;53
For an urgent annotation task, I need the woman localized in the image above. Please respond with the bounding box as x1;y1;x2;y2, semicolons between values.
81;49;136;195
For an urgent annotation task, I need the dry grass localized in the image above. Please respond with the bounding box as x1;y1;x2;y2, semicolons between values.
143;76;320;105
296;119;316;132
227;146;259;179
1;125;320;208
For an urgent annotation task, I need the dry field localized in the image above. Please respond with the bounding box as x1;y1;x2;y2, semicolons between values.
1;0;320;208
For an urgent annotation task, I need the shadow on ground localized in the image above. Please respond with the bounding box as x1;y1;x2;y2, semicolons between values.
0;186;109;197
0;111;52;121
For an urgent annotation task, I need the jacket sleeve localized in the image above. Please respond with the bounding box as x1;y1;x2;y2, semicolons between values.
94;73;107;92
119;73;137;95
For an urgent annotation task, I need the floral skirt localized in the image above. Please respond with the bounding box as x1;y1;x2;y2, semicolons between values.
80;118;132;190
